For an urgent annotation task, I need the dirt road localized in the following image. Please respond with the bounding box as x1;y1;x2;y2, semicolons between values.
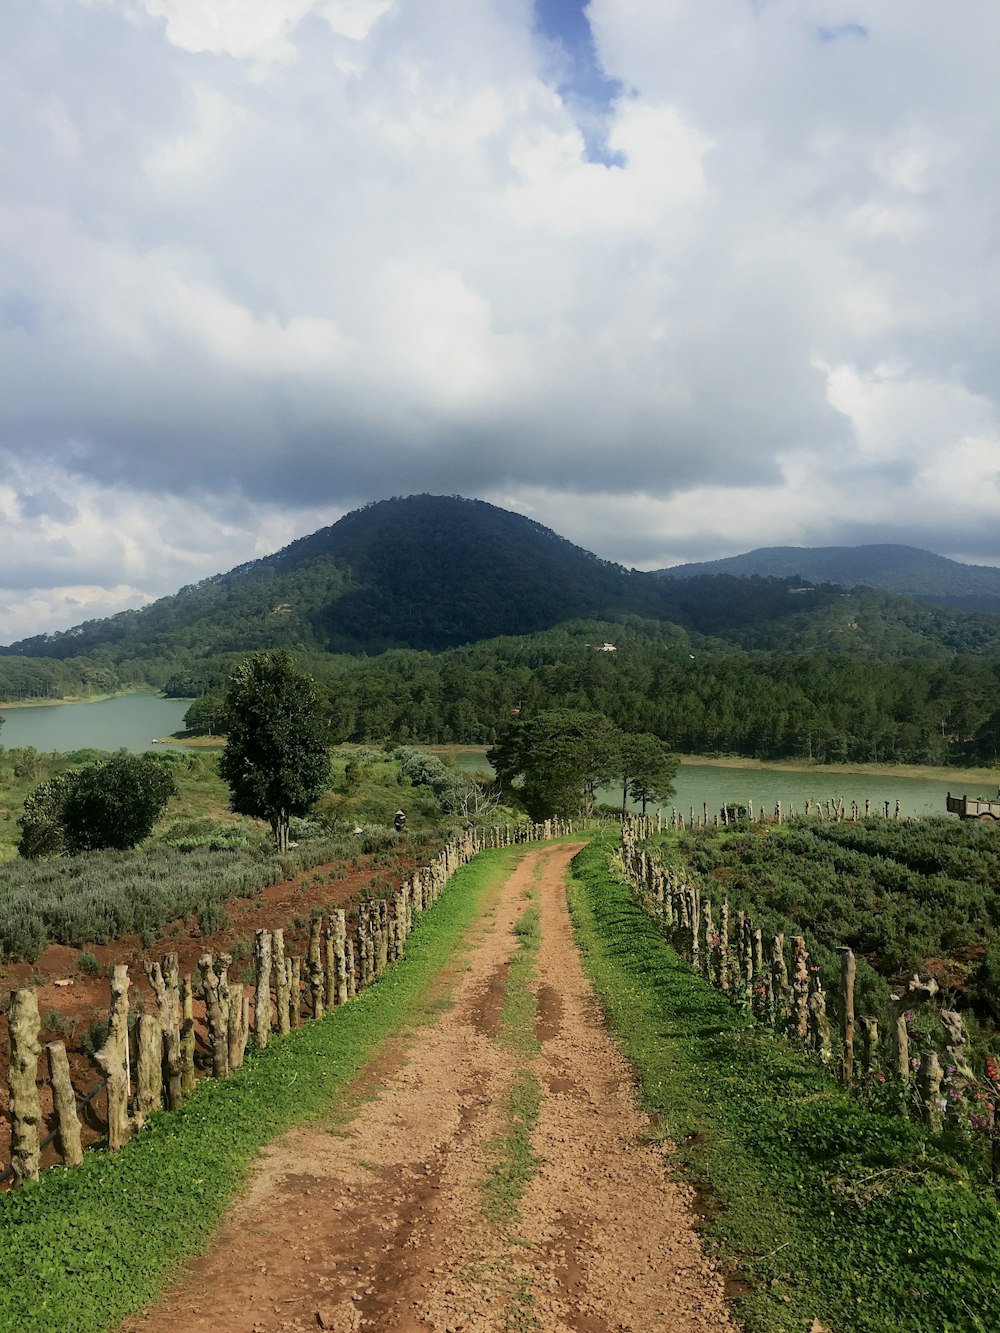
124;844;736;1332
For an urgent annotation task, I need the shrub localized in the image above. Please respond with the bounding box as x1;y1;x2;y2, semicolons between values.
77;950;101;976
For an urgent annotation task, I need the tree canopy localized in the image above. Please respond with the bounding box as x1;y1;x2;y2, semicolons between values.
219;650;332;850
619;732;678;815
18;755;176;858
487;709;672;820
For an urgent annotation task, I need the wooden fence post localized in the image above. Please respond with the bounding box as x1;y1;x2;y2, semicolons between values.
180;974;196;1099
46;1041;83;1168
918;1051;943;1132
273;930;290;1035
346;935;357;998
791;937;810;1042
838;947;856;1086
96;964;132;1151
332;911;348;1005
308;918;325;1020
770;935;790;1027
198;955;229;1078
8;989;42;1182
289;957;301;1027
254;929;273;1049
808;980;833;1064
135;1013;163;1126
717;903;730;992
228;985;250;1070
324;923;337;1010
145;954;182;1111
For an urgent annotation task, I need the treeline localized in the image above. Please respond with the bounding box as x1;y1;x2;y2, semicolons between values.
177;620;1000;766
0;656;163;703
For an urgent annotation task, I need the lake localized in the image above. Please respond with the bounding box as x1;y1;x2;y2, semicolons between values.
0;694;190;754
435;747;982;820
0;701;987;819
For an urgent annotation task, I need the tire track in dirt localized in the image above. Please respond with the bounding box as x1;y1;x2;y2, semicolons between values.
121;844;735;1332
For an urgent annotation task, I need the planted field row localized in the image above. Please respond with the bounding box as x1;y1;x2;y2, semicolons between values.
0;832;407;962
672;815;1000;1008
620;815;1000;1183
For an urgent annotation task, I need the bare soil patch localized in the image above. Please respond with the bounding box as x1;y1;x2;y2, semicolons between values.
0;847;423;1174
122;844;736;1332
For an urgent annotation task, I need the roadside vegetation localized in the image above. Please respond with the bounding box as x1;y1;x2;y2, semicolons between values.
0;848;519;1333
568;835;1000;1333
0;739;505;957
670;816;1000;1023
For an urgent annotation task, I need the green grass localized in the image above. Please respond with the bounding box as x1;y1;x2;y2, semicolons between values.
482;899;543;1225
0;846;521;1333
567;834;1000;1333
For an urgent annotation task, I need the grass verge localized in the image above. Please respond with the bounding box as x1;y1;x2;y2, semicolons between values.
567;835;1000;1333
482;898;542;1225
0;847;521;1333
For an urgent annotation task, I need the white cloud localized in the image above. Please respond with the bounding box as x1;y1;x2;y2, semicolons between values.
1;0;999;639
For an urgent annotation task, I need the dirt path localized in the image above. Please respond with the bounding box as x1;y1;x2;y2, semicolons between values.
123;844;736;1333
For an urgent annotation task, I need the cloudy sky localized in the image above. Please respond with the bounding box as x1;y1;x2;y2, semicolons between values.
3;0;1000;642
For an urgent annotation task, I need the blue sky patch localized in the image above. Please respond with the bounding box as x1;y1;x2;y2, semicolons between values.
533;0;624;163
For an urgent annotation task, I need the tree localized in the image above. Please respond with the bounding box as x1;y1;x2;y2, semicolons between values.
18;756;176;858
183;691;227;737
488;709;622;820
219;650;331;851
62;755;177;852
17;773;72;859
620;732;679;816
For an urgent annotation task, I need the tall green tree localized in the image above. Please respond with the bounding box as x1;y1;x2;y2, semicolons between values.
219;650;331;851
620;732;679;816
488;709;622;820
62;754;177;852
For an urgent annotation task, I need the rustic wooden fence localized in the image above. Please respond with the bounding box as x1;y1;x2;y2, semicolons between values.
618;815;1000;1180
661;795;905;830
1;818;576;1187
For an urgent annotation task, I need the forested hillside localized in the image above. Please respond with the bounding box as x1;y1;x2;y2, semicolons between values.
4;496;1000;768
6;496;1000;677
170;621;1000;766
659;543;1000;614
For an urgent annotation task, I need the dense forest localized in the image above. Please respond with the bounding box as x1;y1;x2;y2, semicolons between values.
173;621;1000;766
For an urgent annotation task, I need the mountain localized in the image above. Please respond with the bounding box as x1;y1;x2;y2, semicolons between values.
5;498;1000;681
656;544;1000;614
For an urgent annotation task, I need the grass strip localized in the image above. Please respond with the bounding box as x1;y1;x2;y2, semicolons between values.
482;901;542;1225
567;835;1000;1333
0;847;521;1333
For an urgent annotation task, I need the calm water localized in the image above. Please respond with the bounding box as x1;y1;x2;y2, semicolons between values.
0;705;986;818
0;694;190;753
655;764;973;821
441;747;981;820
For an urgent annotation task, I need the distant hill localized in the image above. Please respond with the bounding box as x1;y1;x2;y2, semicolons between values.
656;544;1000;614
5;499;1000;682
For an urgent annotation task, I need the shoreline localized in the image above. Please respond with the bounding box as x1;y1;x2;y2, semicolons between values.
10;715;1000;788
0;688;191;711
679;753;1000;785
412;743;1000;788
